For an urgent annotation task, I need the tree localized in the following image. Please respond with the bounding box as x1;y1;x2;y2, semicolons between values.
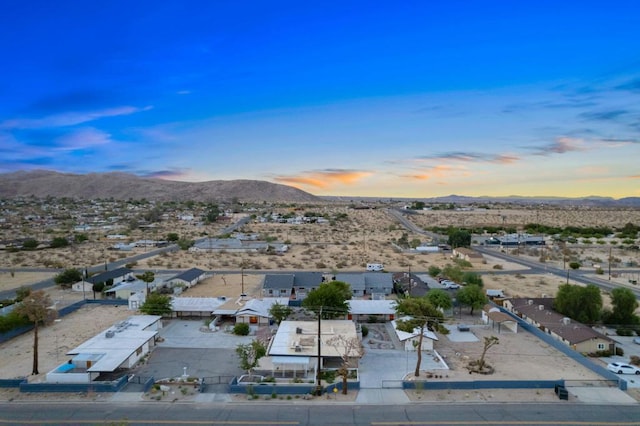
462;272;483;287
206;204;220;223
302;281;351;319
268;302;292;325
607;287;639;327
136;271;155;295
447;229;471;248
236;340;267;376
14;290;58;375
139;293;172;316
54;268;82;288
456;284;487;316
92;282;105;300
166;233;179;242
326;335;364;394
569;261;581;271
554;284;602;324
15;286;32;302
426;289;452;311
427;266;441;277
394;297;444;377
471;336;499;373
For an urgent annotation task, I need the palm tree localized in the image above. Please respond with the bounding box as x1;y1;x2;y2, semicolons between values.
15;290;58;375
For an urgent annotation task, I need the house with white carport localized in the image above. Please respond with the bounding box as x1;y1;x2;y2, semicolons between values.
391;316;438;351
46;315;161;384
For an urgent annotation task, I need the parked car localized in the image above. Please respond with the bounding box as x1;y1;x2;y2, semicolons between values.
607;362;640;375
442;280;460;289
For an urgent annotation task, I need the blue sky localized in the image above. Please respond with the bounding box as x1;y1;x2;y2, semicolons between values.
1;1;639;198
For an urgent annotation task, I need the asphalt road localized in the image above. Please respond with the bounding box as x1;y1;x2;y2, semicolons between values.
1;402;639;425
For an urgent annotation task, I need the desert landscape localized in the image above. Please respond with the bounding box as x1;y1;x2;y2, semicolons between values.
1;204;639;403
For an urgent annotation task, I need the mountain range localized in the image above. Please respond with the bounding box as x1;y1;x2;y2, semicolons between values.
0;170;638;207
0;170;319;203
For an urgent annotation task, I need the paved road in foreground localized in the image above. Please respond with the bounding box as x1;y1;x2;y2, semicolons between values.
1;401;639;425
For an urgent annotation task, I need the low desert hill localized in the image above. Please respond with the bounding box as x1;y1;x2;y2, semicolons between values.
0;170;319;202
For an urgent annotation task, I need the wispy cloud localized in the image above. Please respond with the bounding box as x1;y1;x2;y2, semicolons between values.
0;106;152;130
54;127;113;151
274;169;371;189
615;78;640;93
416;151;520;164
531;137;588;155
579;109;629;122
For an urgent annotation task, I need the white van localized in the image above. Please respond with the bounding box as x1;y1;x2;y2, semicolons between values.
366;263;384;272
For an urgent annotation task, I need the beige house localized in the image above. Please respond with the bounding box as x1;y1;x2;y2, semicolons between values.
452;247;484;264
503;298;615;354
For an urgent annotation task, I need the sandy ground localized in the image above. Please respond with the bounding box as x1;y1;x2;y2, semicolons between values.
0;303;133;381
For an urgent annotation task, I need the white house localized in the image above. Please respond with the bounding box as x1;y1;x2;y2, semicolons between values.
235;297;290;326
47;315;161;384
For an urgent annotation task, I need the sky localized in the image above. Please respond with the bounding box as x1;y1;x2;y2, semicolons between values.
1;1;639;198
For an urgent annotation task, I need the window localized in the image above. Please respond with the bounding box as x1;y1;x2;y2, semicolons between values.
136;346;143;356
597;343;606;350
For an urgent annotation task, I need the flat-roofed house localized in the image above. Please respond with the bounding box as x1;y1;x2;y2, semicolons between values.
47;315;161;384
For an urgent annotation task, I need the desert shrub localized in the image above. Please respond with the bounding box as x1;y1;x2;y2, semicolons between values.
615;347;624;357
233;323;250;336
630;356;640;366
492;264;503;270
0;311;31;333
361;325;369;338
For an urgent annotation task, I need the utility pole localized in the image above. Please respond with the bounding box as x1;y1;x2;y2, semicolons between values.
608;246;612;281
315;307;323;396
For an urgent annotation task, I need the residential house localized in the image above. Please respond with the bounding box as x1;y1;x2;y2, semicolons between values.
452;247;484;264
347;300;396;322
86;268;133;286
47;315;161;384
262;320;360;378
261;272;323;300
235;297;290;326
165;268;207;289
504;298;615;353
335;273;366;298
364;273;393;297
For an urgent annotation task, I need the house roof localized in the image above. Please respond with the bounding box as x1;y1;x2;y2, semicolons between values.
348;300;396;315
293;272;323;289
364;273;393;289
335;273;366;291
263;274;295;290
236;297;290;318
508;298;613;345
269;320;359;358
169;267;206;282
483;305;515;323
171;297;228;313
66;315;161;372
86;267;132;284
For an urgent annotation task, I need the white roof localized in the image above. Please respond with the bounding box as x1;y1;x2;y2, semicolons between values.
67;315;161;372
348;299;396;315
171;297;228;312
269;320;359;358
236;298;289;318
391;316;438;342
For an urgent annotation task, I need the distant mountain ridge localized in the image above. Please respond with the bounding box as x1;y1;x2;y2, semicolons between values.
321;194;640;207
0;170;319;202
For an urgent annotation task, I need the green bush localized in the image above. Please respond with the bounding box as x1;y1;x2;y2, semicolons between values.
233;323;250;336
0;311;31;333
616;328;634;336
361;325;369;338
